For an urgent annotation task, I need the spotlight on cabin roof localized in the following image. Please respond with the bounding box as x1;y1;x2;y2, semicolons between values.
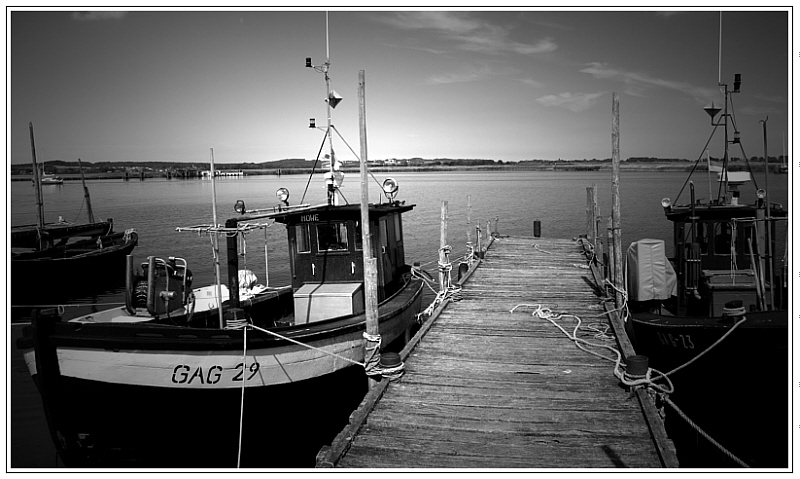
756;189;766;200
661;197;671;212
276;188;290;206
382;178;399;201
234;199;246;214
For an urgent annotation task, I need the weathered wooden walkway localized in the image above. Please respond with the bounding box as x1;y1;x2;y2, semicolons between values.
317;235;676;468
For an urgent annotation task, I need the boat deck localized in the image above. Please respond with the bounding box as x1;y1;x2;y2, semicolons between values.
317;235;676;468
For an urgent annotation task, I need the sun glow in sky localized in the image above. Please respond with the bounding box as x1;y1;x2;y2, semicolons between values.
9;7;790;165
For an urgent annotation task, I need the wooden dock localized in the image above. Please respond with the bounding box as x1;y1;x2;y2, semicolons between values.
317;235;677;468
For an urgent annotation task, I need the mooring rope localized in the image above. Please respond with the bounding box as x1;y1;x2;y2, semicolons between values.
660;393;749;468
237;324;247;468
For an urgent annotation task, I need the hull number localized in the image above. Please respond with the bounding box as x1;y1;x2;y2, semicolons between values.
656;332;695;349
171;362;260;385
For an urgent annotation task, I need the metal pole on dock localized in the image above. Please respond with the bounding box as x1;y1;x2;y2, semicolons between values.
466;195;472;261
358;70;381;387
77;158;95;223
611;93;623;307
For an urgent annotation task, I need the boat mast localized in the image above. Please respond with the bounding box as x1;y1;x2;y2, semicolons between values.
307;12;343;206
77;158;96;223
209;148;226;329
29;122;45;231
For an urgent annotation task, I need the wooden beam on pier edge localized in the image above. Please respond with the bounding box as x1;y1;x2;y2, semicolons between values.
317;235;675;468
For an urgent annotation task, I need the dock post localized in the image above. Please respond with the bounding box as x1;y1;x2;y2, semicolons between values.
586;184;597;252
466;195;473;263
611;93;623;307
358;70;381;388
606;216;614;285
439;201;450;293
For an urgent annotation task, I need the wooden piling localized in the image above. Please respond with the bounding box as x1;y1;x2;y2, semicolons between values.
611;93;623;307
606;216;614;284
438;201;449;293
359;70;380;388
586;184;597;251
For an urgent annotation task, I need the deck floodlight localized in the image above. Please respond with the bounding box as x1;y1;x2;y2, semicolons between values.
306;57;312;68
382;177;399;201
276;187;290;206
756;188;766;199
309;118;316;129
661;197;671;212
234;200;247;214
327;90;343;109
733;73;741;93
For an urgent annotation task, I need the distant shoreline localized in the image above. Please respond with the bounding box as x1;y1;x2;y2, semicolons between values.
10;161;784;181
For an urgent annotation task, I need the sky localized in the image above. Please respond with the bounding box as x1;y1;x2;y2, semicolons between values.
8;7;791;165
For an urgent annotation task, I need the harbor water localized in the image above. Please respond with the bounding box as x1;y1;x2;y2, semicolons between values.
9;169;790;468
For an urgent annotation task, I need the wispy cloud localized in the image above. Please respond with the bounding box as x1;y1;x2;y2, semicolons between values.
425;64;494;85
377;11;557;55
536;92;605;112
520;78;544;88
72;11;127;21
581;62;718;103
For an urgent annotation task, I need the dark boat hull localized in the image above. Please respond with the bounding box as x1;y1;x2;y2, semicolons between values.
19;279;423;467
629;311;789;467
11;233;138;306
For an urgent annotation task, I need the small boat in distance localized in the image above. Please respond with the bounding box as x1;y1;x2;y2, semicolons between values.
39;173;64;185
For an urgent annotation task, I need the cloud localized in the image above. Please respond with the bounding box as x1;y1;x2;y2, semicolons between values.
377;11;557;56
72;11;127;21
520;78;544;88
581;62;718;103
536;92;605;112
425;64;492;85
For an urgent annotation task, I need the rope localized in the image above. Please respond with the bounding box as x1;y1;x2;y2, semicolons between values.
510;303;674;393
533;243;552;254
660;393;749;468
362;332;382;376
246;324;365;368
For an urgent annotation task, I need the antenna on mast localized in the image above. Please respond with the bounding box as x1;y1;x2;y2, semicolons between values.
718;11;722;86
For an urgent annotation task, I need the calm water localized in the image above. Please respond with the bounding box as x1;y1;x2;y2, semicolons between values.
9;170;789;468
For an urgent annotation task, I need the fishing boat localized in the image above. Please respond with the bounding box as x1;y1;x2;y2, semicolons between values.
624;72;788;467
11;124;138;306
16;26;425;467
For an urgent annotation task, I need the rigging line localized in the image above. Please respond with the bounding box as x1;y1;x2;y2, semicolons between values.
330;125;385;190
236;325;247;468
674;124;720;205
300;130;329;204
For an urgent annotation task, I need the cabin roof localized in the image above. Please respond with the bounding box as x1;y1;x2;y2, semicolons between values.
665;202;787;223
228;201;414;226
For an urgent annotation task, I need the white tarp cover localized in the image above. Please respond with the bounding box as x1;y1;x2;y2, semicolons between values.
626;239;677;301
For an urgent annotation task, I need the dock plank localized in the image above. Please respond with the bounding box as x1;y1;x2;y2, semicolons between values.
321;236;673;468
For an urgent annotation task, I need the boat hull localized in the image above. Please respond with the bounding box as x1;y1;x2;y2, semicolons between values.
11;233;138;306
18;279;423;467
629;310;788;467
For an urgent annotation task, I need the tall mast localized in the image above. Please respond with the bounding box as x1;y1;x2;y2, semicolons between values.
29;122;45;230
307;11;344;206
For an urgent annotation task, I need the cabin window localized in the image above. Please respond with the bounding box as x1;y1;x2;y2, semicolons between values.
317;222;349;252
296;224;311;253
354;221;363;250
393;214;402;240
714;222;732;255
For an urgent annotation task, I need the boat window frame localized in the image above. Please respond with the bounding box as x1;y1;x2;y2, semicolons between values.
316;221;349;253
295;224;311;254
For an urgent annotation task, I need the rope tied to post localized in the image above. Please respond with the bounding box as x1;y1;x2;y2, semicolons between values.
362;332;382;376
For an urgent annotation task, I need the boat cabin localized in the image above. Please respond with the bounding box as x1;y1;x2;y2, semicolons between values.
270;202;414;324
664;199;787;316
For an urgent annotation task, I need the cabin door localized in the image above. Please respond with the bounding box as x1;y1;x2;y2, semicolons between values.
379;218;393;286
